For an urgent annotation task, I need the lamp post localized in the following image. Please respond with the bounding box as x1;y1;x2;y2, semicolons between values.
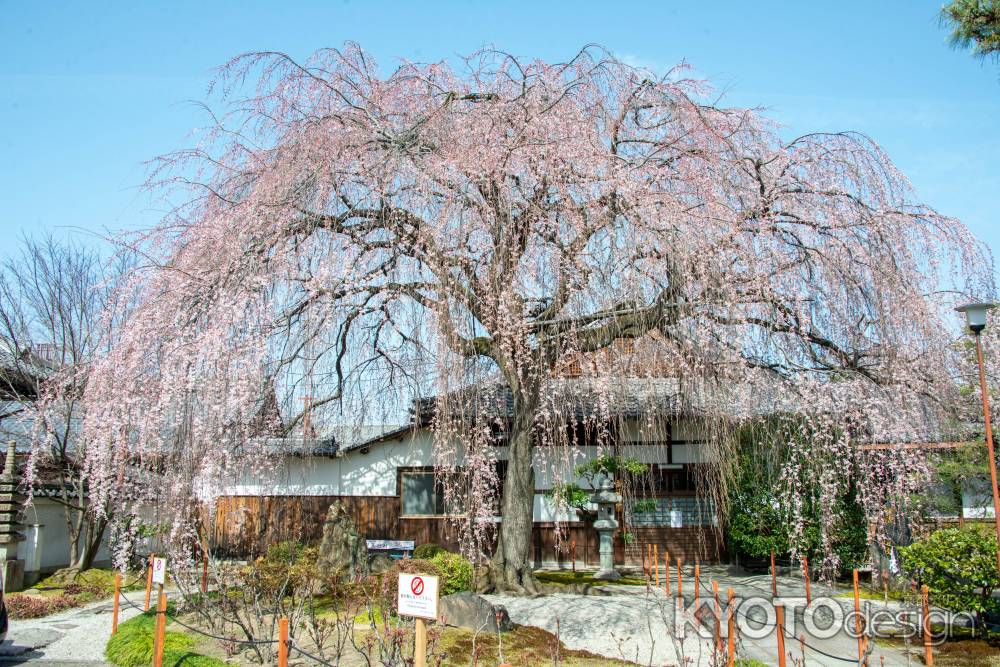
955;302;1000;575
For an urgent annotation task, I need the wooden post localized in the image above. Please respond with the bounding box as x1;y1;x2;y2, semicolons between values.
664;549;670;595
922;584;934;666
726;588;735;667
415;617;428;667
770;550;777;597
112;571;121;635
144;553;155;612
571;539;577;573
853;569;864;666
803;556;812;605
278;617;289;667
201;556;208;594
775;602;787;667
153;584;167;667
676;557;683;600
713;580;722;658
694;561;700;603
653;544;659;588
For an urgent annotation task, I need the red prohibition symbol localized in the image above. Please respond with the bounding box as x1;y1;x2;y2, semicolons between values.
410;576;424;596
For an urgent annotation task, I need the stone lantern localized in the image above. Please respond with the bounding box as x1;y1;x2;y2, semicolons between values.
591;477;622;580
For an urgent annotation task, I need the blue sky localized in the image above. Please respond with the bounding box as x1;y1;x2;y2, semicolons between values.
2;1;998;272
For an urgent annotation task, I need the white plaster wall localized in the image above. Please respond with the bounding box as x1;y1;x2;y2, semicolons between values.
20;497;112;571
222;431;440;497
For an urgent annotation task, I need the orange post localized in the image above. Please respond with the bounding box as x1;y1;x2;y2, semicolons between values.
278;616;289;667
853;569;864;665
144;553;155;612
153;584;167;667
694;561;700;603
713;580;722;657
726;588;735;667
770;550;777;597
653;544;659;588
803;556;812;605
922;584;934;666
676;557;683;600
775;603;787;667
201;556;208;594
664;549;670;595
112;571;121;635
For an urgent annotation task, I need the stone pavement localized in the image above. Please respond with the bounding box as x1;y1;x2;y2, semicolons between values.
487;565;935;666
0;594;144;664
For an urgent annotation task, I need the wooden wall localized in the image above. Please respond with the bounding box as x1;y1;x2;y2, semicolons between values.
212;495;723;565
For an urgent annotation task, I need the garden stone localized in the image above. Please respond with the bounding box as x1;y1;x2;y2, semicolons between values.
439;591;513;633
317;500;368;577
0;627;64;654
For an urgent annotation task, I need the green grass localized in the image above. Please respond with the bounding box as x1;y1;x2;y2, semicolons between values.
535;570;646;587
833;586;911;602
105;606;228;667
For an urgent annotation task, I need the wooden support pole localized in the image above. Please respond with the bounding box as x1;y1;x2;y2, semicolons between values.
201;556;208;594
853;569;864;666
153;584;167;667
664;549;670;595
775;602;787;667
571;539;577;573
676;557;683;600
653;544;659;588
278;617;289;667
726;588;735;667
922;584;934;666
770;550;777;597
112;571;121;635
713;580;722;658
694;561;700;603
803;556;812;605
415;617;428;667
144;553;154;612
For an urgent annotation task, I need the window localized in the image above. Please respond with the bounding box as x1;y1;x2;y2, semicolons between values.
401;471;444;516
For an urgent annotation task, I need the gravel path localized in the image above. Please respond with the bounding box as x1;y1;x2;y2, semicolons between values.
486;567;925;667
0;595;144;664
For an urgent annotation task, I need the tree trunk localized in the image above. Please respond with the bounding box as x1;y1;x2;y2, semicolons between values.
487;400;540;594
76;517;107;571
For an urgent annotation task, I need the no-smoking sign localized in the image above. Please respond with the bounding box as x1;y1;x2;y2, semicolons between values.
397;572;439;620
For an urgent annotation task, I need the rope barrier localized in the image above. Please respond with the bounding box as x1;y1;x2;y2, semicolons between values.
117;590;276;645
668;566;882;664
287;640;339;667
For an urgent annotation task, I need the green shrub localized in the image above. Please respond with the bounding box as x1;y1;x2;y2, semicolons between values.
105;611;194;667
162;650;228;667
430;552;474;595
105;607;223;667
413;543;445;559
899;527;999;625
735;659;769;667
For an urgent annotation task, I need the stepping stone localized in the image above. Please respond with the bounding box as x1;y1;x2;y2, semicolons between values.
0;628;65;655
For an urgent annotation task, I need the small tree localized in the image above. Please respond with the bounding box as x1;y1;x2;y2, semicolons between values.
0;235;131;571
900;527;1000;628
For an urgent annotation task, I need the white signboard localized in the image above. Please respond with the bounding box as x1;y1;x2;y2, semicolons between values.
397;573;439;620
151;557;167;585
670;509;683;528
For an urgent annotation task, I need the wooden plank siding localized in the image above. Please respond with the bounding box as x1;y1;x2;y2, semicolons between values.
211;495;723;565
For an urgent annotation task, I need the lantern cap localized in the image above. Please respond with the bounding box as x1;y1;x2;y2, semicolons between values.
956;302;997;334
